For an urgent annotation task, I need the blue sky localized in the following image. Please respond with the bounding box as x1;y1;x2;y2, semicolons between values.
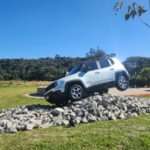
0;0;149;60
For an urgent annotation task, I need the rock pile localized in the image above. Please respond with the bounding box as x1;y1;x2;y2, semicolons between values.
0;94;150;133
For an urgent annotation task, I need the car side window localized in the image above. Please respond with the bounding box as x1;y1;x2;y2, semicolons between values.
99;59;110;68
86;61;98;71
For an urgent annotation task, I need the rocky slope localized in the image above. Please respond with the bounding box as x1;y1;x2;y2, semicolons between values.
0;94;150;133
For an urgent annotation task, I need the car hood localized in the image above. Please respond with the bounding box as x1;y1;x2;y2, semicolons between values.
57;72;80;82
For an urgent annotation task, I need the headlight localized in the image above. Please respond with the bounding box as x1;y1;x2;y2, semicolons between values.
57;80;65;87
45;82;57;91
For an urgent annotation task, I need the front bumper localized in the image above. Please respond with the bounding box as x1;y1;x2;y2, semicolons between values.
44;82;65;98
44;90;67;102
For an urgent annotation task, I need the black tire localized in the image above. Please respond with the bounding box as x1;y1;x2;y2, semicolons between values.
45;94;68;106
69;84;86;101
116;74;129;91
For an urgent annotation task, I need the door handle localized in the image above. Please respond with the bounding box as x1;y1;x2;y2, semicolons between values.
110;68;114;71
95;72;100;74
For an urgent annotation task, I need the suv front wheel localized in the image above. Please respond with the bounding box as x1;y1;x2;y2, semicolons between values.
116;74;129;91
69;84;85;101
45;93;68;106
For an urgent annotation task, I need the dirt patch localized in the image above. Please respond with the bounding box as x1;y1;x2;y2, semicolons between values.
109;88;150;97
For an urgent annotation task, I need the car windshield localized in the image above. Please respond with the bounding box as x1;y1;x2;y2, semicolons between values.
68;64;82;75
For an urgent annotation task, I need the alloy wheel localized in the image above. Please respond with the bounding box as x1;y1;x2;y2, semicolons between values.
118;75;129;90
70;84;83;100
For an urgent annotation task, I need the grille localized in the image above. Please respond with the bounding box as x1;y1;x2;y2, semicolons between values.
45;82;57;92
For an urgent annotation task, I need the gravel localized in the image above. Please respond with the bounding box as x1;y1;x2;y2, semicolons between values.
0;94;150;133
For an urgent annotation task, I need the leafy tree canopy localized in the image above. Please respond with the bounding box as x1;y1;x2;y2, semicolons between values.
114;0;150;28
0;48;107;81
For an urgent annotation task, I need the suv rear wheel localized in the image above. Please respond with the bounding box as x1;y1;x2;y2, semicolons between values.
69;84;85;101
116;74;129;91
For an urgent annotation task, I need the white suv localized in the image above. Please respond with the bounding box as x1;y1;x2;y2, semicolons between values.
44;56;129;105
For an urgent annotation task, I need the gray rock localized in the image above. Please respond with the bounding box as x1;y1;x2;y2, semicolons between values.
118;113;126;119
108;112;117;120
62;120;69;126
87;101;97;115
81;117;88;123
25;123;35;130
87;114;97;122
51;108;64;116
55;108;64;113
30;119;42;128
5;120;17;133
0;94;150;133
146;107;150;113
40;123;51;128
53;116;64;126
7;125;17;133
74;117;81;124
0;126;4;133
129;112;138;117
16;123;26;131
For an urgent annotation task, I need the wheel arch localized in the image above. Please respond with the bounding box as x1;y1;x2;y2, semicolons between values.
115;71;129;81
64;80;86;94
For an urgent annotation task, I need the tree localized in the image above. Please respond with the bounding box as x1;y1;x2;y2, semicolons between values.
86;48;106;59
138;67;150;86
0;49;107;81
114;0;150;28
124;57;150;87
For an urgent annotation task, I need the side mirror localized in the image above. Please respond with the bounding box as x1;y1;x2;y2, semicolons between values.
65;72;69;76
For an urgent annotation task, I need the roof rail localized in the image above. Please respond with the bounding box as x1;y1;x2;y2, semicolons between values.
105;53;116;58
98;53;116;60
81;53;116;64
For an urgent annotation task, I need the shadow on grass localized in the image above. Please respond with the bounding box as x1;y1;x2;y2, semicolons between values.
30;93;44;98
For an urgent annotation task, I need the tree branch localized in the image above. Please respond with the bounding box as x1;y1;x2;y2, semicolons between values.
139;17;150;28
114;0;150;29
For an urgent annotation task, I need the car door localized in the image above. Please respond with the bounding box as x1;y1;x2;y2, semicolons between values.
81;61;102;87
98;58;115;84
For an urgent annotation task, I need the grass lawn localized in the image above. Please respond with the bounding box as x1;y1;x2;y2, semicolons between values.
0;81;150;150
0;81;48;109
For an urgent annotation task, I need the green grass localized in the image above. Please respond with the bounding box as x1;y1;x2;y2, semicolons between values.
0;81;150;150
0;81;48;109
